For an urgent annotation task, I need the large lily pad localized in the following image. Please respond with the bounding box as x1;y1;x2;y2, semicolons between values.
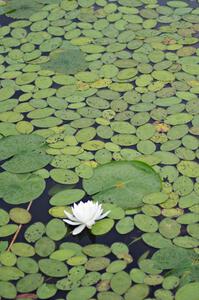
42;46;88;75
83;161;161;209
175;282;199;300
0;172;45;204
0;134;52;173
0;134;45;161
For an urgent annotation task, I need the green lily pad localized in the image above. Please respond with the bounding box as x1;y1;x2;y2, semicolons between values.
106;260;127;273
152;246;193;269
0;172;45;204
124;284;149;300
0;266;24;281
177;161;199;177
0;251;17;267
82;244;111;257
2;151;52;173
85;257;110;271
83;161;161;209
67;287;96;300
159;218;181;239
134;214;158;233
17;257;39;274
91;219;114;235
0;209;9;226
9;207;31;224
110;271;131;295
46;219;67;241
116;217;134;234
175;282;199;300
97;291;123;300
42;46;88;75
50;249;76;261
81;271;101;286
0;281;17;299
35;237;55;257
0;134;45;160
16;273;44;293
37;283;57;299
50;189;85;206
142;233;172;248
24;222;45;243
0;224;18;237
11;242;35;257
39;259;68;277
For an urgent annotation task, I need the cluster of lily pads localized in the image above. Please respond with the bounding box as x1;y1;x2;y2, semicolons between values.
0;0;199;299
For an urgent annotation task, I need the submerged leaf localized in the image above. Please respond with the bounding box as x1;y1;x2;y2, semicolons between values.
42;46;88;75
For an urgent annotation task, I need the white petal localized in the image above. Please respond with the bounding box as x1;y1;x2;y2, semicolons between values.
96;210;110;220
64;210;78;222
63;219;82;226
72;224;86;235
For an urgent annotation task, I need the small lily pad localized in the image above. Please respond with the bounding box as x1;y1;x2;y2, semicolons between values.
9;207;31;224
83;244;111;257
50;189;85;206
91;219;114;235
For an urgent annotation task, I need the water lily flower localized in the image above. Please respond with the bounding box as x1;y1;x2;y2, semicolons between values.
63;201;110;235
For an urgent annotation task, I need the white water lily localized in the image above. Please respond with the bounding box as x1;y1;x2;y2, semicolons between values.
63;201;110;235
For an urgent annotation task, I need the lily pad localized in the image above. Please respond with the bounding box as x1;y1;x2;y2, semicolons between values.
16;273;44;293
177;161;199;177
91;219;114;235
83;244;111;257
67;287;96;300
83;161;161;209
0;281;17;299
50;189;85;206
110;271;131;295
0;172;45;204
175;282;199;300
39;259;68;277
9;207;31;224
42;46;88;75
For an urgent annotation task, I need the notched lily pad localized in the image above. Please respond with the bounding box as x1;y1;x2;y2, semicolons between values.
83;161;161;209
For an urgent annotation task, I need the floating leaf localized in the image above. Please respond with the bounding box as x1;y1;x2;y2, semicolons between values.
11;243;35;257
46;219;67;241
24;222;45;243
3;0;43;19
175;282;199;300
91;219;114;236
38;259;68;277
0;281;17;299
0;134;45;161
0;172;45;204
110;271;131;295
82;244;111;257
83;161;161;209
67;287;96;300
42;46;88;75
177;161;199;178
16;274;44;293
152;246;194;270
9;208;31;224
49;189;85;206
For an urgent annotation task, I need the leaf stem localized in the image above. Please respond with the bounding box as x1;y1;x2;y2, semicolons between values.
7;201;33;251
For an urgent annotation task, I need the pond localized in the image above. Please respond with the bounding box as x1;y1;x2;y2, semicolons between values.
0;0;199;299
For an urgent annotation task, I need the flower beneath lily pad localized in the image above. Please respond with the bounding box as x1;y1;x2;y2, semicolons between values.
63;201;110;235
